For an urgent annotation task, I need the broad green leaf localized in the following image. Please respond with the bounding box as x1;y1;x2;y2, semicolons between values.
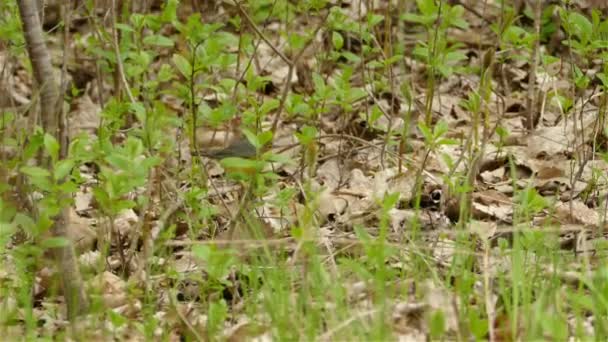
44;133;59;161
21;166;51;179
173;53;192;79
54;159;74;180
332;31;344;50
41;237;70;249
143;34;175;47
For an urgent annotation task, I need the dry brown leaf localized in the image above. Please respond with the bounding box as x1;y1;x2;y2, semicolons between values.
67;207;96;253
68;94;101;140
90;271;128;309
317;159;343;190
318;188;348;221
554;200;600;227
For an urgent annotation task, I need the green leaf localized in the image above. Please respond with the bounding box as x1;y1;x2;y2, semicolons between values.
161;0;178;23
418;122;433;142
21;166;51;179
367;14;384;27
115;23;134;32
369;105;382;125
143;34;175;47
312;72;327;94
332;31;344;50
259;99;279;116
444;50;467;64
295;125;318;144
417;0;437;17
14;213;36;236
41;237;70;249
566;12;592;43
433;120;449;138
381;192;400;211
105;154;132;171
172;54;192;78
54;159;75;180
44;133;60;161
597;72;608;88
257;131;274;147
108;311;128;327
0;223;17;253
429;310;446;339
130;101;146;123
157;63;174;82
449;6;468;29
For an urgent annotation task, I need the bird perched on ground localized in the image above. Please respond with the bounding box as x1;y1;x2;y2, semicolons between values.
201;136;262;177
201;136;257;160
194;117;262;177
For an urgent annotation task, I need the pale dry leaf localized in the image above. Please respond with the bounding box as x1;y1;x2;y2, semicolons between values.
346;281;369;303
173;251;201;273
432;237;456;265
341;196;375;225
256;37;295;87
259;200;305;233
373;168;416;203
424;281;459;334
395;330;427;342
2;59;32;107
471;190;513;222
348;168;372;193
74;189;94;212
393;301;427;339
321;138;349;156
479;166;505;184
68;94;101;140
318;188;348;221
554;200;599;227
525;109;597;158
469;220;497;241
339;0;368;20
388;208;417;234
434;145;465;174
79;250;101;271
224;319;270;342
317;158;342;190
67;207;96;253
113;209;139;236
90;271;128;309
371;168;392;200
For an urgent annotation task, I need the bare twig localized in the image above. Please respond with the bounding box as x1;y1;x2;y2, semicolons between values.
110;0;137;105
526;0;542;132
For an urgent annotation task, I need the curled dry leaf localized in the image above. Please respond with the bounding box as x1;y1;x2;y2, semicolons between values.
525;109;597;158
317;158;343;190
112;209;139;237
68;94;101;140
74;189;94;213
224;319;270;342
318;188;348;221
89;271;128;309
67;207;96;253
469;220;498;241
471;190;513;222
256;36;295;88
554;200;600;227
424;281;459;334
373;168;416;204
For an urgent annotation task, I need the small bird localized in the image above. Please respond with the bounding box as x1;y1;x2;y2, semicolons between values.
199;137;262;178
202;137;257;160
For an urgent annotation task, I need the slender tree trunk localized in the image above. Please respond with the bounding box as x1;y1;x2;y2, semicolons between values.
17;0;89;320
